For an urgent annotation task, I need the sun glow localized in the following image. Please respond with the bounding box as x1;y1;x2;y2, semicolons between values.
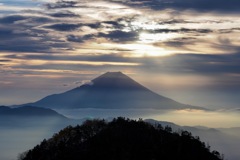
139;32;180;43
119;43;174;57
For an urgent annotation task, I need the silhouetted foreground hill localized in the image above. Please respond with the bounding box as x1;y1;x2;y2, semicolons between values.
19;118;223;160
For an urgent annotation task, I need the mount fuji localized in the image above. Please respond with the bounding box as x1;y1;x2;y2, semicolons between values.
25;72;204;110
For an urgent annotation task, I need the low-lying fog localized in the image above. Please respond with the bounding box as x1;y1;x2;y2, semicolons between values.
57;108;240;128
0;128;58;160
1;109;240;160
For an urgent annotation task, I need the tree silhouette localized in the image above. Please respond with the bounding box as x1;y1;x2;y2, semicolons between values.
19;117;223;160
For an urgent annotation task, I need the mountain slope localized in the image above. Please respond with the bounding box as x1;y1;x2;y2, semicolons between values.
27;72;204;110
19;118;222;160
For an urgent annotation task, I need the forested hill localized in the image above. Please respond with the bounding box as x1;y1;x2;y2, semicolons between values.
19;118;223;160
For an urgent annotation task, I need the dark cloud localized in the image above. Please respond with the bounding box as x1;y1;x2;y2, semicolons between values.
66;30;139;43
0;26;68;53
158;19;193;25
0;14;54;26
0;29;15;38
21;9;76;20
120;0;240;13
48;11;80;18
45;0;78;9
98;30;139;42
87;23;101;29
66;34;94;43
218;28;240;34
167;0;240;12
28;17;54;24
0;15;27;24
44;23;81;31
0;59;11;62
103;21;122;26
179;28;212;34
44;22;102;31
0;11;81;53
102;20;125;29
0;27;41;42
147;28;213;35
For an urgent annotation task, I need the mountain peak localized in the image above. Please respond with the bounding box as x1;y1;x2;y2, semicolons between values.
102;71;124;76
94;71;127;80
91;72;145;90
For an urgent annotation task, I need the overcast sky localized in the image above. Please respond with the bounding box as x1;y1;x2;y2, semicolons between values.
0;0;240;108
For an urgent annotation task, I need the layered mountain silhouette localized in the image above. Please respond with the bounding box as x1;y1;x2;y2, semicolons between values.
26;72;204;110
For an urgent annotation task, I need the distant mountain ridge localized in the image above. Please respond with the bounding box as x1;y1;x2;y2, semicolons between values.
24;72;205;110
0;106;87;129
0;106;65;118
